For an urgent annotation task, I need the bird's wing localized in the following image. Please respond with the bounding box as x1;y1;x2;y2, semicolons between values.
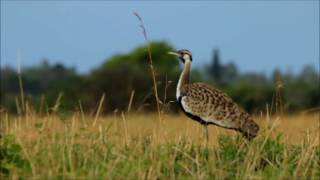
179;83;244;129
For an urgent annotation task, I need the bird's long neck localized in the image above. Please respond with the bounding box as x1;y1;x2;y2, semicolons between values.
177;60;191;99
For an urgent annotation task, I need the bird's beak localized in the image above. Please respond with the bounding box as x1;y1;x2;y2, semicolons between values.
168;51;180;56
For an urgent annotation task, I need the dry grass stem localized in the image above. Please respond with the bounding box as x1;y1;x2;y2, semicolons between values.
93;93;105;127
133;12;163;127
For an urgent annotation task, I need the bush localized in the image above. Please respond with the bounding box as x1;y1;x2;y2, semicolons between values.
0;134;31;176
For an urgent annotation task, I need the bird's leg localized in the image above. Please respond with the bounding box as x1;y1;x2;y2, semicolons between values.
202;124;209;146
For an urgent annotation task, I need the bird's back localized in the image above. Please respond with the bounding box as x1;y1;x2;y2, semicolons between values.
178;82;259;139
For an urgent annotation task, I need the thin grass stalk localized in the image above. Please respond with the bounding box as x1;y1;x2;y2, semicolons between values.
18;75;25;113
127;90;135;113
271;72;284;115
16;48;25;114
121;112;128;146
275;73;283;115
133;12;162;126
15;93;22;116
78;100;87;127
266;103;270;123
25;100;29;127
300;107;320;115
162;76;172;114
52;92;63;113
93;93;105;127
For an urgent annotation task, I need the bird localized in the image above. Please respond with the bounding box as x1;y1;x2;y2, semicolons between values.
168;49;259;142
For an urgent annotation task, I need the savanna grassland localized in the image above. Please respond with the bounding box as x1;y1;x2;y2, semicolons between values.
1;9;319;180
1;111;319;180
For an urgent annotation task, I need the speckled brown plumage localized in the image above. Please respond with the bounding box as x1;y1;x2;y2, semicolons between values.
169;49;259;140
179;82;259;139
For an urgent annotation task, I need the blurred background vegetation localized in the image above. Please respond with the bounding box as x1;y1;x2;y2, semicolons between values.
1;41;318;114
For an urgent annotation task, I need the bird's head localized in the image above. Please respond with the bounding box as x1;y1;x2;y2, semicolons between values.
168;49;192;63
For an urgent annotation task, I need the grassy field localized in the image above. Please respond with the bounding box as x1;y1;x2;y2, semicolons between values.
0;112;319;179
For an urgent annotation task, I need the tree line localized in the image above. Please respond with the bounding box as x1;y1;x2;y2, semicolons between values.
1;41;318;114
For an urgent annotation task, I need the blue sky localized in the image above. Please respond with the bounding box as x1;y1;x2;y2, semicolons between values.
1;1;319;75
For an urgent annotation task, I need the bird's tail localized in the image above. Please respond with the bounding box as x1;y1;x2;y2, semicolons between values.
239;119;259;140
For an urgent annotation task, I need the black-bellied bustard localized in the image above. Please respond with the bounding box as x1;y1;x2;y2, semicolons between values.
168;49;259;142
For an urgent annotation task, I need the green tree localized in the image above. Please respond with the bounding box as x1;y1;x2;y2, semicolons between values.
206;49;238;86
225;73;273;113
88;41;180;112
282;65;319;112
206;49;222;83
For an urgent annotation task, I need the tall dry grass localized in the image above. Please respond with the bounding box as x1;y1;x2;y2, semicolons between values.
1;112;319;146
1;110;319;179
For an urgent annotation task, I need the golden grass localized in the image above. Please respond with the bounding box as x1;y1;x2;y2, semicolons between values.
2;112;319;147
1;112;319;179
